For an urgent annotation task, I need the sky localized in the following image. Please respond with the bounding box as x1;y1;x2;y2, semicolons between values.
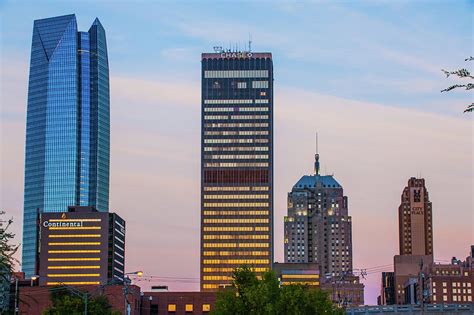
1;0;473;305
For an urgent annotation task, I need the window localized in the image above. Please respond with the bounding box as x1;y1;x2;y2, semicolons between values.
237;82;247;89
168;304;177;312
185;304;193;312
252;81;269;88
203;304;211;312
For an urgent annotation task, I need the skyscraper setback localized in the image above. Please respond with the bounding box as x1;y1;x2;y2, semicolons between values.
398;177;433;256
200;50;273;291
22;14;110;276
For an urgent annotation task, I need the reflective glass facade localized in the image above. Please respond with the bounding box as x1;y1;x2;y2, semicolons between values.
23;15;110;276
200;52;274;291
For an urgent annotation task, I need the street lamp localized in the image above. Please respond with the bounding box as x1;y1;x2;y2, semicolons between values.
123;271;143;315
30;275;39;287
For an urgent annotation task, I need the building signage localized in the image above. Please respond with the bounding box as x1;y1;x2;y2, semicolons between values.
43;221;83;228
411;207;424;215
220;52;253;59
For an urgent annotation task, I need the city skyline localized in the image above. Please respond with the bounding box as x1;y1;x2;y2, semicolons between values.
1;1;472;305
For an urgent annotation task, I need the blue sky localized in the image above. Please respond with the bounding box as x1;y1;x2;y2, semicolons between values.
1;0;473;305
2;0;472;114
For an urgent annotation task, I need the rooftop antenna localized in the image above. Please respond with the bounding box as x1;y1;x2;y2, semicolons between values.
314;132;320;176
248;33;252;52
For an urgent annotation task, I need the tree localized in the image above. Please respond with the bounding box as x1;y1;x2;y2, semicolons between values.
212;266;343;315
43;288;121;315
441;56;473;113
0;211;20;313
0;210;20;281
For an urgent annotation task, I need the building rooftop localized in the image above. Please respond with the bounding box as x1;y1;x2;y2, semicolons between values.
293;174;341;189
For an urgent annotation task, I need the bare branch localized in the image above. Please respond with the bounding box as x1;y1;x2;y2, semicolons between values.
465;56;474;61
441;84;467;92
440;68;474;79
464;103;474;113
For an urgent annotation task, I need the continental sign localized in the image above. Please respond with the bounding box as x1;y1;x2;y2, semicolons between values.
43;221;84;228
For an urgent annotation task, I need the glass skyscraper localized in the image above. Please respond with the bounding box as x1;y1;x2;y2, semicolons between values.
22;14;110;276
200;51;274;290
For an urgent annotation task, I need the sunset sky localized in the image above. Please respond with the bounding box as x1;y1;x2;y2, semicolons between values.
1;0;473;304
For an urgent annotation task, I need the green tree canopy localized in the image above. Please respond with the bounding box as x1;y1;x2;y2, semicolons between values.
43;288;120;315
212;266;343;315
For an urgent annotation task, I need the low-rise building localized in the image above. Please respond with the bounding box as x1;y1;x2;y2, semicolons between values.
320;274;364;307
272;262;320;287
38;206;126;286
428;254;474;304
141;291;216;315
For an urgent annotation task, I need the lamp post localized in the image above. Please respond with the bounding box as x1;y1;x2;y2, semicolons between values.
30;275;39;287
123;271;143;315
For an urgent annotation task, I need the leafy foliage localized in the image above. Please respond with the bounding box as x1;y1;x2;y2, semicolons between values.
441;57;473;113
0;210;20;282
42;288;120;315
212;266;343;315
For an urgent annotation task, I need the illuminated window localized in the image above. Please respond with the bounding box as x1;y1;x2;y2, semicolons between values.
48;258;100;262
47;273;100;277
47;266;100;269
168;304;176;312
47;281;100;286
202;304;211;312
48;242;101;246
185;304;193;312
203;202;269;208
48;250;100;254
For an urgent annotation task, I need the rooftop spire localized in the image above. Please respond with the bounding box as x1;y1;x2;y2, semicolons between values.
314;133;320;175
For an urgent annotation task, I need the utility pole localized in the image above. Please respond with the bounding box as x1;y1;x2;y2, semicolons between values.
419;258;424;315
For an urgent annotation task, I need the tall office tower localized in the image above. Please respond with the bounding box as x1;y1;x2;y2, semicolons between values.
22;14;110;276
284;153;353;279
398;177;433;256
200;50;273;291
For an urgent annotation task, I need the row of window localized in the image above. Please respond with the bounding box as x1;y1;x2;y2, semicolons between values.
204;131;269;136
204;99;253;104
203;234;269;240
48;250;100;254
47;273;100;277
47;265;100;269
204;162;269;167
204;115;269;120
204;146;269;152
204;186;269;191
204;122;269;128
48;257;100;262
204;70;269;78
204;194;269;200
203;267;269;273
203;226;269;232
204;210;269;215
167;303;210;313
204;138;269;144
203;243;269;248
48;234;101;238
204;107;268;113
203;218;269;224
204;154;269;159
203;251;269;256
203;259;269;264
204;202;269;207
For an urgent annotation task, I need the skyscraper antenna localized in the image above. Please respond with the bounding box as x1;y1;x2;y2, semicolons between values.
316;132;318;154
314;132;320;176
248;33;252;52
